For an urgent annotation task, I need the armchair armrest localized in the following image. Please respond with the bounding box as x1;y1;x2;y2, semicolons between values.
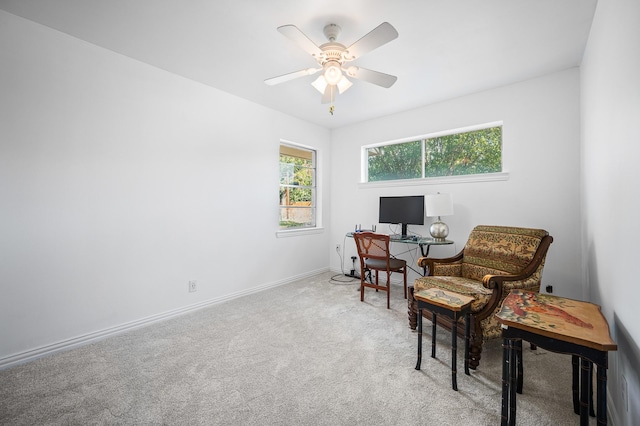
482;234;553;290
418;250;464;276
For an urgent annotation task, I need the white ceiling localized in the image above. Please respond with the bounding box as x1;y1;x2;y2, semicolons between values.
0;0;598;129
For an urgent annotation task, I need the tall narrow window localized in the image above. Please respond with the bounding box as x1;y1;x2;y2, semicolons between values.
279;143;316;230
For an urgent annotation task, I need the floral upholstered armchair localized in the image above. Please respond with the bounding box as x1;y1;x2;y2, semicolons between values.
407;225;553;369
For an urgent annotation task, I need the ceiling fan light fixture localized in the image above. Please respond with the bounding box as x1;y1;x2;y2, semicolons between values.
269;22;399;108
311;75;327;94
336;75;353;94
323;62;343;86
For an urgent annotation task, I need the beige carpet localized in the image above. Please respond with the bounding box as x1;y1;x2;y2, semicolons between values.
0;272;596;425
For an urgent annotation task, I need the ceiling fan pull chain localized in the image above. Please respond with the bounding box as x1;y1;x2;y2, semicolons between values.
329;86;335;115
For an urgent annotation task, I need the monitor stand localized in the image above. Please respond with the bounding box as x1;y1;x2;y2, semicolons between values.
401;223;409;239
389;224;409;240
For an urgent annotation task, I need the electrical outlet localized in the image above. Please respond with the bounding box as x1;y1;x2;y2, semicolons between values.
335;244;341;254
188;280;197;293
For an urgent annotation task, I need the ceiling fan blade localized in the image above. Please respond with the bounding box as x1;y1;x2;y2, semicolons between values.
277;25;323;57
264;68;320;86
346;67;397;88
345;22;398;60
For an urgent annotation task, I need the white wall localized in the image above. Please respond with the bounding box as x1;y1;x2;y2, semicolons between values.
581;0;640;423
0;11;331;366
330;69;582;299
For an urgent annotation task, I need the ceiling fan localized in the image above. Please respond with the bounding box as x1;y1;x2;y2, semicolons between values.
265;22;399;111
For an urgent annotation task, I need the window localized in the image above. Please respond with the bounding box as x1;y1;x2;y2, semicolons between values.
365;125;502;182
279;143;316;230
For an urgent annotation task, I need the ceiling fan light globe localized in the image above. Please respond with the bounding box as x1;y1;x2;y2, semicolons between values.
323;63;343;85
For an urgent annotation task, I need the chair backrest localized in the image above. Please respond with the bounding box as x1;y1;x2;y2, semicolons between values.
353;232;391;261
461;225;550;282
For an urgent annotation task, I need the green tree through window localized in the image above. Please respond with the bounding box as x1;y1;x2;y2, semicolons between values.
367;141;422;181
279;144;316;229
366;126;501;182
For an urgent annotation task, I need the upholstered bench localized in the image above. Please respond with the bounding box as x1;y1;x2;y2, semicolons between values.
407;225;553;369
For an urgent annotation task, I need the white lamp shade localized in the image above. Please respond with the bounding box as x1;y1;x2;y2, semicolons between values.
425;193;454;217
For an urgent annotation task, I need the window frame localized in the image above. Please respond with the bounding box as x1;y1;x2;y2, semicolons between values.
361;122;508;186
276;140;323;237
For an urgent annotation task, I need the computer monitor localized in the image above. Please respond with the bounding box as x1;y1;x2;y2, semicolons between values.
378;195;425;238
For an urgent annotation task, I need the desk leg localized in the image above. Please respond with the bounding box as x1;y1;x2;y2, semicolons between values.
451;313;458;391
596;364;607;425
415;308;423;370
419;245;431;276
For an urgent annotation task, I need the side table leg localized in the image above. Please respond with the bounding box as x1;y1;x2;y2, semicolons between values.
415;308;423;370
501;338;510;426
464;312;470;376
451;313;458;391
508;339;517;426
580;357;592;425
516;339;523;394
572;355;580;414
431;312;437;358
597;363;607;425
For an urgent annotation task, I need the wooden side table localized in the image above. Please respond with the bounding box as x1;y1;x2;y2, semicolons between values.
414;288;474;391
495;290;617;426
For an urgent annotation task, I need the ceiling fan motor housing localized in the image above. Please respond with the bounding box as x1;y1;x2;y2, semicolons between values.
318;43;347;66
323;23;341;42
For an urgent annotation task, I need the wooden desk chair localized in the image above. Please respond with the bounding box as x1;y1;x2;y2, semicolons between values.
353;232;407;309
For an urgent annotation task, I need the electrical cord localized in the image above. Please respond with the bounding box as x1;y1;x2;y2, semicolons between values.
329;228;442;284
329;234;359;285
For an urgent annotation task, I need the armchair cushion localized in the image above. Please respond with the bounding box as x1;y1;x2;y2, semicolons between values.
414;275;493;312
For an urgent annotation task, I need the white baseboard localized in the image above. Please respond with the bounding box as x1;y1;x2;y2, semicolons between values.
0;268;329;370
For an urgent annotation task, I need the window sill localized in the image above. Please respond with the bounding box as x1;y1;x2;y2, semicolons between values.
358;172;509;189
276;227;325;238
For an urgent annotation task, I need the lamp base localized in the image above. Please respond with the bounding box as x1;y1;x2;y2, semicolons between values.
429;220;449;242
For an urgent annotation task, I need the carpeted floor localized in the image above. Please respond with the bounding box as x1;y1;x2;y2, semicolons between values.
0;272;596;425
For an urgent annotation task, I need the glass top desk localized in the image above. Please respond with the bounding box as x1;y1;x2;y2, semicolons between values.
346;232;454;275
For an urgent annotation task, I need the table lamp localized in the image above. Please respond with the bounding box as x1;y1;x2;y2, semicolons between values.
425;193;454;241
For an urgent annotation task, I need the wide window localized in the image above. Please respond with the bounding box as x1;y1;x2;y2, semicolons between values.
365;125;502;182
279;143;316;230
